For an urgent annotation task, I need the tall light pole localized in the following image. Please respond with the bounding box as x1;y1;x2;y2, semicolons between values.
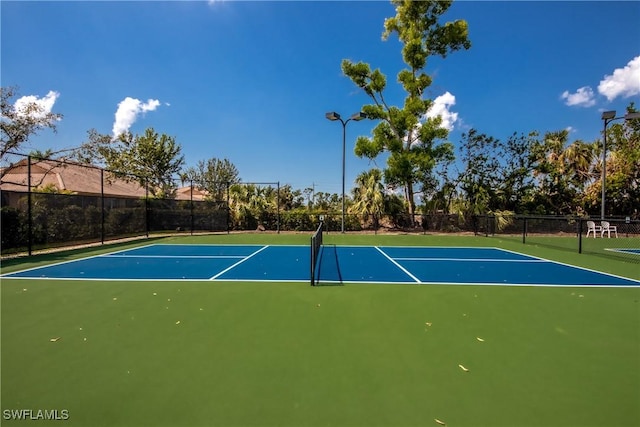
325;111;366;233
600;110;640;219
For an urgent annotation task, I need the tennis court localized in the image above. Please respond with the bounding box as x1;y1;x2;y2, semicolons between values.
3;243;639;286
2;232;640;427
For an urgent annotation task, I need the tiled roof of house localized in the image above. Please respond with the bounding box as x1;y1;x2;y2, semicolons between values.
175;185;208;201
0;159;146;198
0;159;215;201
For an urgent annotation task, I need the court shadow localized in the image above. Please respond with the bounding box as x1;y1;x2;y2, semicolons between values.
316;244;344;286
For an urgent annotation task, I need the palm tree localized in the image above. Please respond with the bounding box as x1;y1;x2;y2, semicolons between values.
228;184;252;229
228;184;279;230
559;140;597;189
349;169;385;229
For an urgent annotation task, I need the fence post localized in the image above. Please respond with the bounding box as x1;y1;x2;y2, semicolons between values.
101;169;105;244
277;181;280;234
190;180;194;236
145;180;149;238
522;217;527;244
27;155;32;256
226;181;230;234
578;218;583;254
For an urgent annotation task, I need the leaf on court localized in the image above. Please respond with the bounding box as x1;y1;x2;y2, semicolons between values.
175;321;181;325
425;322;432;327
458;364;469;372
476;337;484;342
434;419;446;425
113;297;117;301
50;337;61;342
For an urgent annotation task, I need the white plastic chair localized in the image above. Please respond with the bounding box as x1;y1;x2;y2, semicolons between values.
586;221;601;238
600;221;618;238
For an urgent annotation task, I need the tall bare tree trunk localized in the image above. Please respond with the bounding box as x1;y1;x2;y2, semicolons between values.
406;179;416;226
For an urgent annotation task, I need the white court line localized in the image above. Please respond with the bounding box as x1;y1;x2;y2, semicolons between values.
0;243;159;278
99;243;158;256
605;248;640;254
391;257;546;262
209;245;270;280
3;275;638;287
495;247;640;284
374;246;421;284
105;255;245;259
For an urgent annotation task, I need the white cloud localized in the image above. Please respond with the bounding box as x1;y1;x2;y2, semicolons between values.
561;86;596;107
112;97;161;138
14;90;61;119
598;56;640;101
425;91;458;131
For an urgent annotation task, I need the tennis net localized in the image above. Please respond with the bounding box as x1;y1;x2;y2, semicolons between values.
310;221;324;286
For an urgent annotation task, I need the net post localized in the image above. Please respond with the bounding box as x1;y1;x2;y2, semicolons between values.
310;220;323;286
310;235;315;286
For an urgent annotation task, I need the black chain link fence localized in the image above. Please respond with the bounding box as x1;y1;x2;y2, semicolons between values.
473;214;640;264
1;190;229;255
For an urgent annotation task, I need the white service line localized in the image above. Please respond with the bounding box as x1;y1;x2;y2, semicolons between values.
105;255;246;259
209;245;270;280
374;246;421;284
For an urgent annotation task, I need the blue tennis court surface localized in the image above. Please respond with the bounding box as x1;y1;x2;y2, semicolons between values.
2;244;639;286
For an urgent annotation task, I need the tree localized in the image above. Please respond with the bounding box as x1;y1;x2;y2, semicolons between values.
1;86;63;166
529;130;592;215
584;104;640;216
496;132;537;213
342;0;470;220
350;169;385;227
86;127;185;198
278;184;304;211
181;158;240;201
303;186;315;209
457;129;501;215
228;183;278;229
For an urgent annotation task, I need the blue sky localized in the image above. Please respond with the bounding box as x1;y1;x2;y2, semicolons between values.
2;1;639;196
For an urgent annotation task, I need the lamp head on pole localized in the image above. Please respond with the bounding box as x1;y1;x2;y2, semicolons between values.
624;112;640;120
349;112;366;121
325;112;341;121
601;111;616;120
